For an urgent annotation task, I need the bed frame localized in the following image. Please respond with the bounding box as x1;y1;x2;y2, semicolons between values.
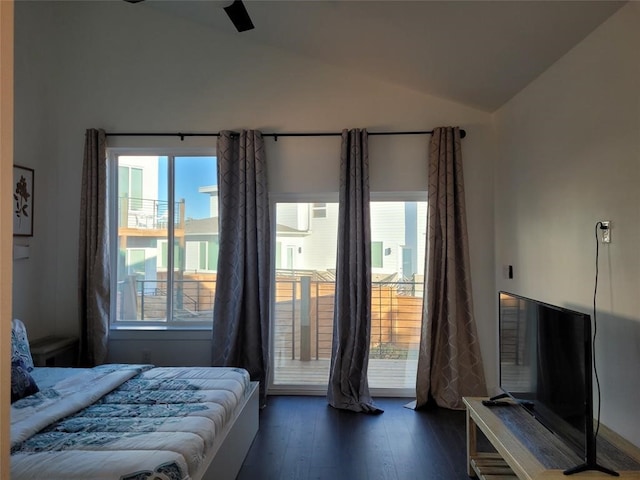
198;381;259;480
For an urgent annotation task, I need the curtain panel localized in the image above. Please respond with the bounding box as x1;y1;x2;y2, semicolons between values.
212;130;271;407
414;126;486;410
327;129;382;414
78;128;110;366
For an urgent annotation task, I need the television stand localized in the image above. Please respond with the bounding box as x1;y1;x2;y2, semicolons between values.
464;397;640;479
564;462;619;476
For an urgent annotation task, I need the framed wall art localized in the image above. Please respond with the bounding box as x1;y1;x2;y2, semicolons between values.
13;165;34;237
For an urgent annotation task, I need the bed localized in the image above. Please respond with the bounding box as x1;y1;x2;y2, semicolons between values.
10;320;259;480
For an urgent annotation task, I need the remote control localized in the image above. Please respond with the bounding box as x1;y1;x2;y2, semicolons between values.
482;399;512;407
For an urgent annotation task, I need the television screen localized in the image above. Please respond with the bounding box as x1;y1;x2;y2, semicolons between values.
498;291;593;459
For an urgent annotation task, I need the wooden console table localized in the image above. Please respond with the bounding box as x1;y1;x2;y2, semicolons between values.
464;397;640;479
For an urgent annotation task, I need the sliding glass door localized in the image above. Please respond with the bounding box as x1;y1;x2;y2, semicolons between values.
271;195;426;396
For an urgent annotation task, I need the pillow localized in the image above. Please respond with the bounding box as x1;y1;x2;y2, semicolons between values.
11;319;34;371
11;358;39;403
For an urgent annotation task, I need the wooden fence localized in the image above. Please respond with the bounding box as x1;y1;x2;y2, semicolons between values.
124;273;424;359
274;276;423;360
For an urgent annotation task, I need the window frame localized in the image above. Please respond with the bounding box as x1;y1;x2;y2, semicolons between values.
108;147;216;330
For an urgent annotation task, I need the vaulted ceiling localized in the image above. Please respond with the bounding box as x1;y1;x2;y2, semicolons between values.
140;0;626;112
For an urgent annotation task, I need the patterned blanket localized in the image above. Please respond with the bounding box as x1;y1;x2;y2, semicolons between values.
11;364;251;480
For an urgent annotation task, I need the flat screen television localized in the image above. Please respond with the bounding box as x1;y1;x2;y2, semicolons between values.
497;291;617;476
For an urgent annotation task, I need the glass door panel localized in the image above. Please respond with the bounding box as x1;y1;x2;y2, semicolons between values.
271;198;426;395
272;202;338;391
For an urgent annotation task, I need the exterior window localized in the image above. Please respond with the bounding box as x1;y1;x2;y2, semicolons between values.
127;249;145;276
119;166;143;211
372;241;383;268
158;241;168;269
275;241;282;268
312;202;327;218
110;151;217;327
207;239;218;271
184;240;218;271
286;246;295;269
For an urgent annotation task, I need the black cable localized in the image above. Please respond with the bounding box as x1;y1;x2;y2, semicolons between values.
593;222;603;440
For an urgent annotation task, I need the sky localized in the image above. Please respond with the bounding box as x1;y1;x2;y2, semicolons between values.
158;156;217;219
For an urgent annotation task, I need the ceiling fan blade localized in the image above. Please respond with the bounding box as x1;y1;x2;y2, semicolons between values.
224;0;255;32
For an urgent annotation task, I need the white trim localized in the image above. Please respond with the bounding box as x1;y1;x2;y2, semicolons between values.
107;146;216;157
370;191;427;201
109;328;213;341
268;385;415;399
271;191;426;202
271;192;339;203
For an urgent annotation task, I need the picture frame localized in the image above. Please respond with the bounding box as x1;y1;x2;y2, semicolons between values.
13;165;34;237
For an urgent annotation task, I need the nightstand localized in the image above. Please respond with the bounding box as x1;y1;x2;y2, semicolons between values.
29;336;79;367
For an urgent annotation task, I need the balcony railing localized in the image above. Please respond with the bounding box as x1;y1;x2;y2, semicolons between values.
118;197;185;230
274;277;422;361
116;273;424;360
116;276;215;321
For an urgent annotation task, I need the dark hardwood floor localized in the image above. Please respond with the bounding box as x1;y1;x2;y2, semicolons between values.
237;395;476;480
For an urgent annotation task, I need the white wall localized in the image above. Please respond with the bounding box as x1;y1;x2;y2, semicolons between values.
12;1;55;342
13;2;496;386
494;2;640;446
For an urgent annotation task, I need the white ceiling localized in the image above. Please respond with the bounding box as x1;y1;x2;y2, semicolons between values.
143;0;626;112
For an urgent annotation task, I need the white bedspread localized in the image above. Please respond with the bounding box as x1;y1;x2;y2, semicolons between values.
11;364;251;480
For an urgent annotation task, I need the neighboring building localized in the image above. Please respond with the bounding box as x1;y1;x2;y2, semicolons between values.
119;166;427;300
274;201;427;282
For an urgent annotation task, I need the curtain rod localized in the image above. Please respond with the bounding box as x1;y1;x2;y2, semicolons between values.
104;129;467;141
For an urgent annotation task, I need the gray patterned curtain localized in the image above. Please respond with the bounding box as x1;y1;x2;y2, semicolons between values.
78;128;109;366
212;130;271;407
327;129;382;414
413;127;486;410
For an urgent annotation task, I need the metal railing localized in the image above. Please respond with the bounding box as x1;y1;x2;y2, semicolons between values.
118;197;184;230
274;277;423;361
116;275;424;360
116;277;214;321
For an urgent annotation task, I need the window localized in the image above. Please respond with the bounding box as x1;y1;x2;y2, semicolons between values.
272;199;339;393
109;150;217;328
271;195;426;395
127;249;146;277
372;241;383;268
119;166;143;211
312;202;327;218
184;240;218;271
368;198;426;393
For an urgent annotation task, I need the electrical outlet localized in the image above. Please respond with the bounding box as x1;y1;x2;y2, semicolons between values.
600;221;611;243
142;349;151;363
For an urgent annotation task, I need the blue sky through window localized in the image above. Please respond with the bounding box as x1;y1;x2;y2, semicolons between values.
158;156;217;220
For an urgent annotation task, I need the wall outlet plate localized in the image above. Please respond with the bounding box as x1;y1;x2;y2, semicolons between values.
600;221;611;243
502;265;514;279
